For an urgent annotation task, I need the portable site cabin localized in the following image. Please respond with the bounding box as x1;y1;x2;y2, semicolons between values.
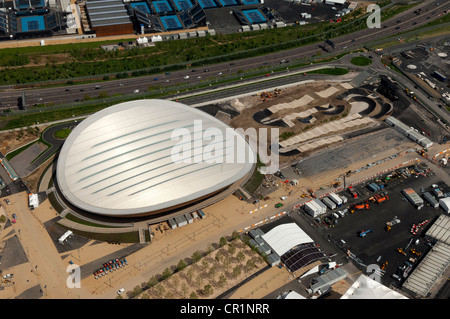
329;193;343;207
198;209;206;219
168;218;177;229
257;244;272;255
58;230;73;244
184;213;193;224
305;199;327;217
249;228;264;240
322;197;336;210
175;215;187;227
434;189;444;198
267;253;281;267
423;192;439;208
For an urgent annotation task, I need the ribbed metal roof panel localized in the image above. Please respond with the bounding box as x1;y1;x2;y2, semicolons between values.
56;99;256;217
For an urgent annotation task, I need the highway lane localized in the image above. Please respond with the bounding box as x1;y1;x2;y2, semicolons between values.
0;0;448;109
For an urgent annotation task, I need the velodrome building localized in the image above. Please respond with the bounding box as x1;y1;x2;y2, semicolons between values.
55;99;256;219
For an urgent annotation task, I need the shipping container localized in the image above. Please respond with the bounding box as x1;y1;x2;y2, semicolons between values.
198;209;206;219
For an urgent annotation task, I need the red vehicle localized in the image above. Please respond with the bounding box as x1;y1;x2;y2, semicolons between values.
348;186;358;198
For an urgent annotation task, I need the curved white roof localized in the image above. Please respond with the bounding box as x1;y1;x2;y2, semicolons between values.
261;223;313;256
56;99;256;217
341;275;408;299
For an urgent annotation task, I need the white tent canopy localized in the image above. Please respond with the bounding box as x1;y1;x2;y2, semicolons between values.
439;197;450;213
341;275;408;299
261;223;313;256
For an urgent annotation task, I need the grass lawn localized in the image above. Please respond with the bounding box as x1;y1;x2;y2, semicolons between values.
53;128;72;139
350;56;373;66
306;67;349;75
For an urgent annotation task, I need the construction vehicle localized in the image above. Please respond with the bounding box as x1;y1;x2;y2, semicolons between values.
386;218;400;232
308;188;316;198
374;194;389;204
360;229;373;237
348;186;358;198
331;181;341;188
410;249;421;257
353;202;370;210
275;203;283;208
397;248;407;256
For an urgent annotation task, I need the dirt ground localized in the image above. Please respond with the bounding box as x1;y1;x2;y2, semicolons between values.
227;80;391;166
133;238;267;299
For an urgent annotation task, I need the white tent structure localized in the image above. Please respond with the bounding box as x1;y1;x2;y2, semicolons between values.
439;197;450;213
341;275;408;299
28;193;39;209
282;290;306;299
261;223;313;256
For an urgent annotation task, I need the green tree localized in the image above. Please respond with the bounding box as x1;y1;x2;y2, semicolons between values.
162;267;172;280
192;251;202;263
219;237;227;247
177;259;187;272
202;284;213;297
189;291;198;299
147;276;159;289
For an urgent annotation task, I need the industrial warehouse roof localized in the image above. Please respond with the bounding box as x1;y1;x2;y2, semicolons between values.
402;241;450;298
86;0;131;27
425;214;450;245
261;223;313;256
56;99;256;217
402;215;450;297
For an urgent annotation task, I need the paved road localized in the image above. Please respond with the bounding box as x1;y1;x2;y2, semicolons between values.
0;0;448;108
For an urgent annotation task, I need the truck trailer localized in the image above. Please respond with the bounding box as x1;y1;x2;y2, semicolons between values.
433;70;447;82
402;188;424;210
322;197;337;210
329;193;343;207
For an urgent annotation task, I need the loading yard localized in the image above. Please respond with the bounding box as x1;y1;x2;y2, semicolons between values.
298;163;450;296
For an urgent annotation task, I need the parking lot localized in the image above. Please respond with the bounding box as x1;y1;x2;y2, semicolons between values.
396;38;450;99
298;163;450;291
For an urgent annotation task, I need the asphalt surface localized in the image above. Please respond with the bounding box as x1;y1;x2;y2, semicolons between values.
0;0;448;109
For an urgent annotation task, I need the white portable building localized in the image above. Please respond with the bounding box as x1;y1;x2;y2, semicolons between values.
58;230;73;244
305;199;327;217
